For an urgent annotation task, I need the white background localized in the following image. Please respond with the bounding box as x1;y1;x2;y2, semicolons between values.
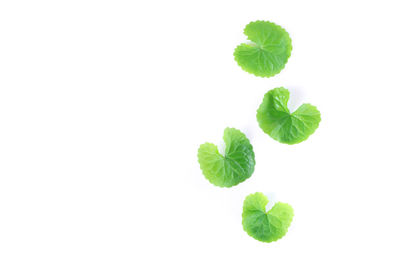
1;0;400;266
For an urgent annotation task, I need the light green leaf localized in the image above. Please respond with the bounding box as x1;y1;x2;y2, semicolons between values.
242;192;294;243
234;21;292;77
257;87;321;144
198;128;255;188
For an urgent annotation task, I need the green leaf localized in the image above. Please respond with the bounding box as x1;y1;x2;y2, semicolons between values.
234;21;292;77
198;128;255;188
242;192;294;243
257;87;321;144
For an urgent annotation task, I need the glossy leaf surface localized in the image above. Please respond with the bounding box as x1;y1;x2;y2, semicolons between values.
198;128;255;187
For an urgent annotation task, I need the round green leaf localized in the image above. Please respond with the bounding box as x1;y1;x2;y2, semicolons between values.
234;21;292;77
242;192;294;243
197;128;255;188
257;87;321;144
